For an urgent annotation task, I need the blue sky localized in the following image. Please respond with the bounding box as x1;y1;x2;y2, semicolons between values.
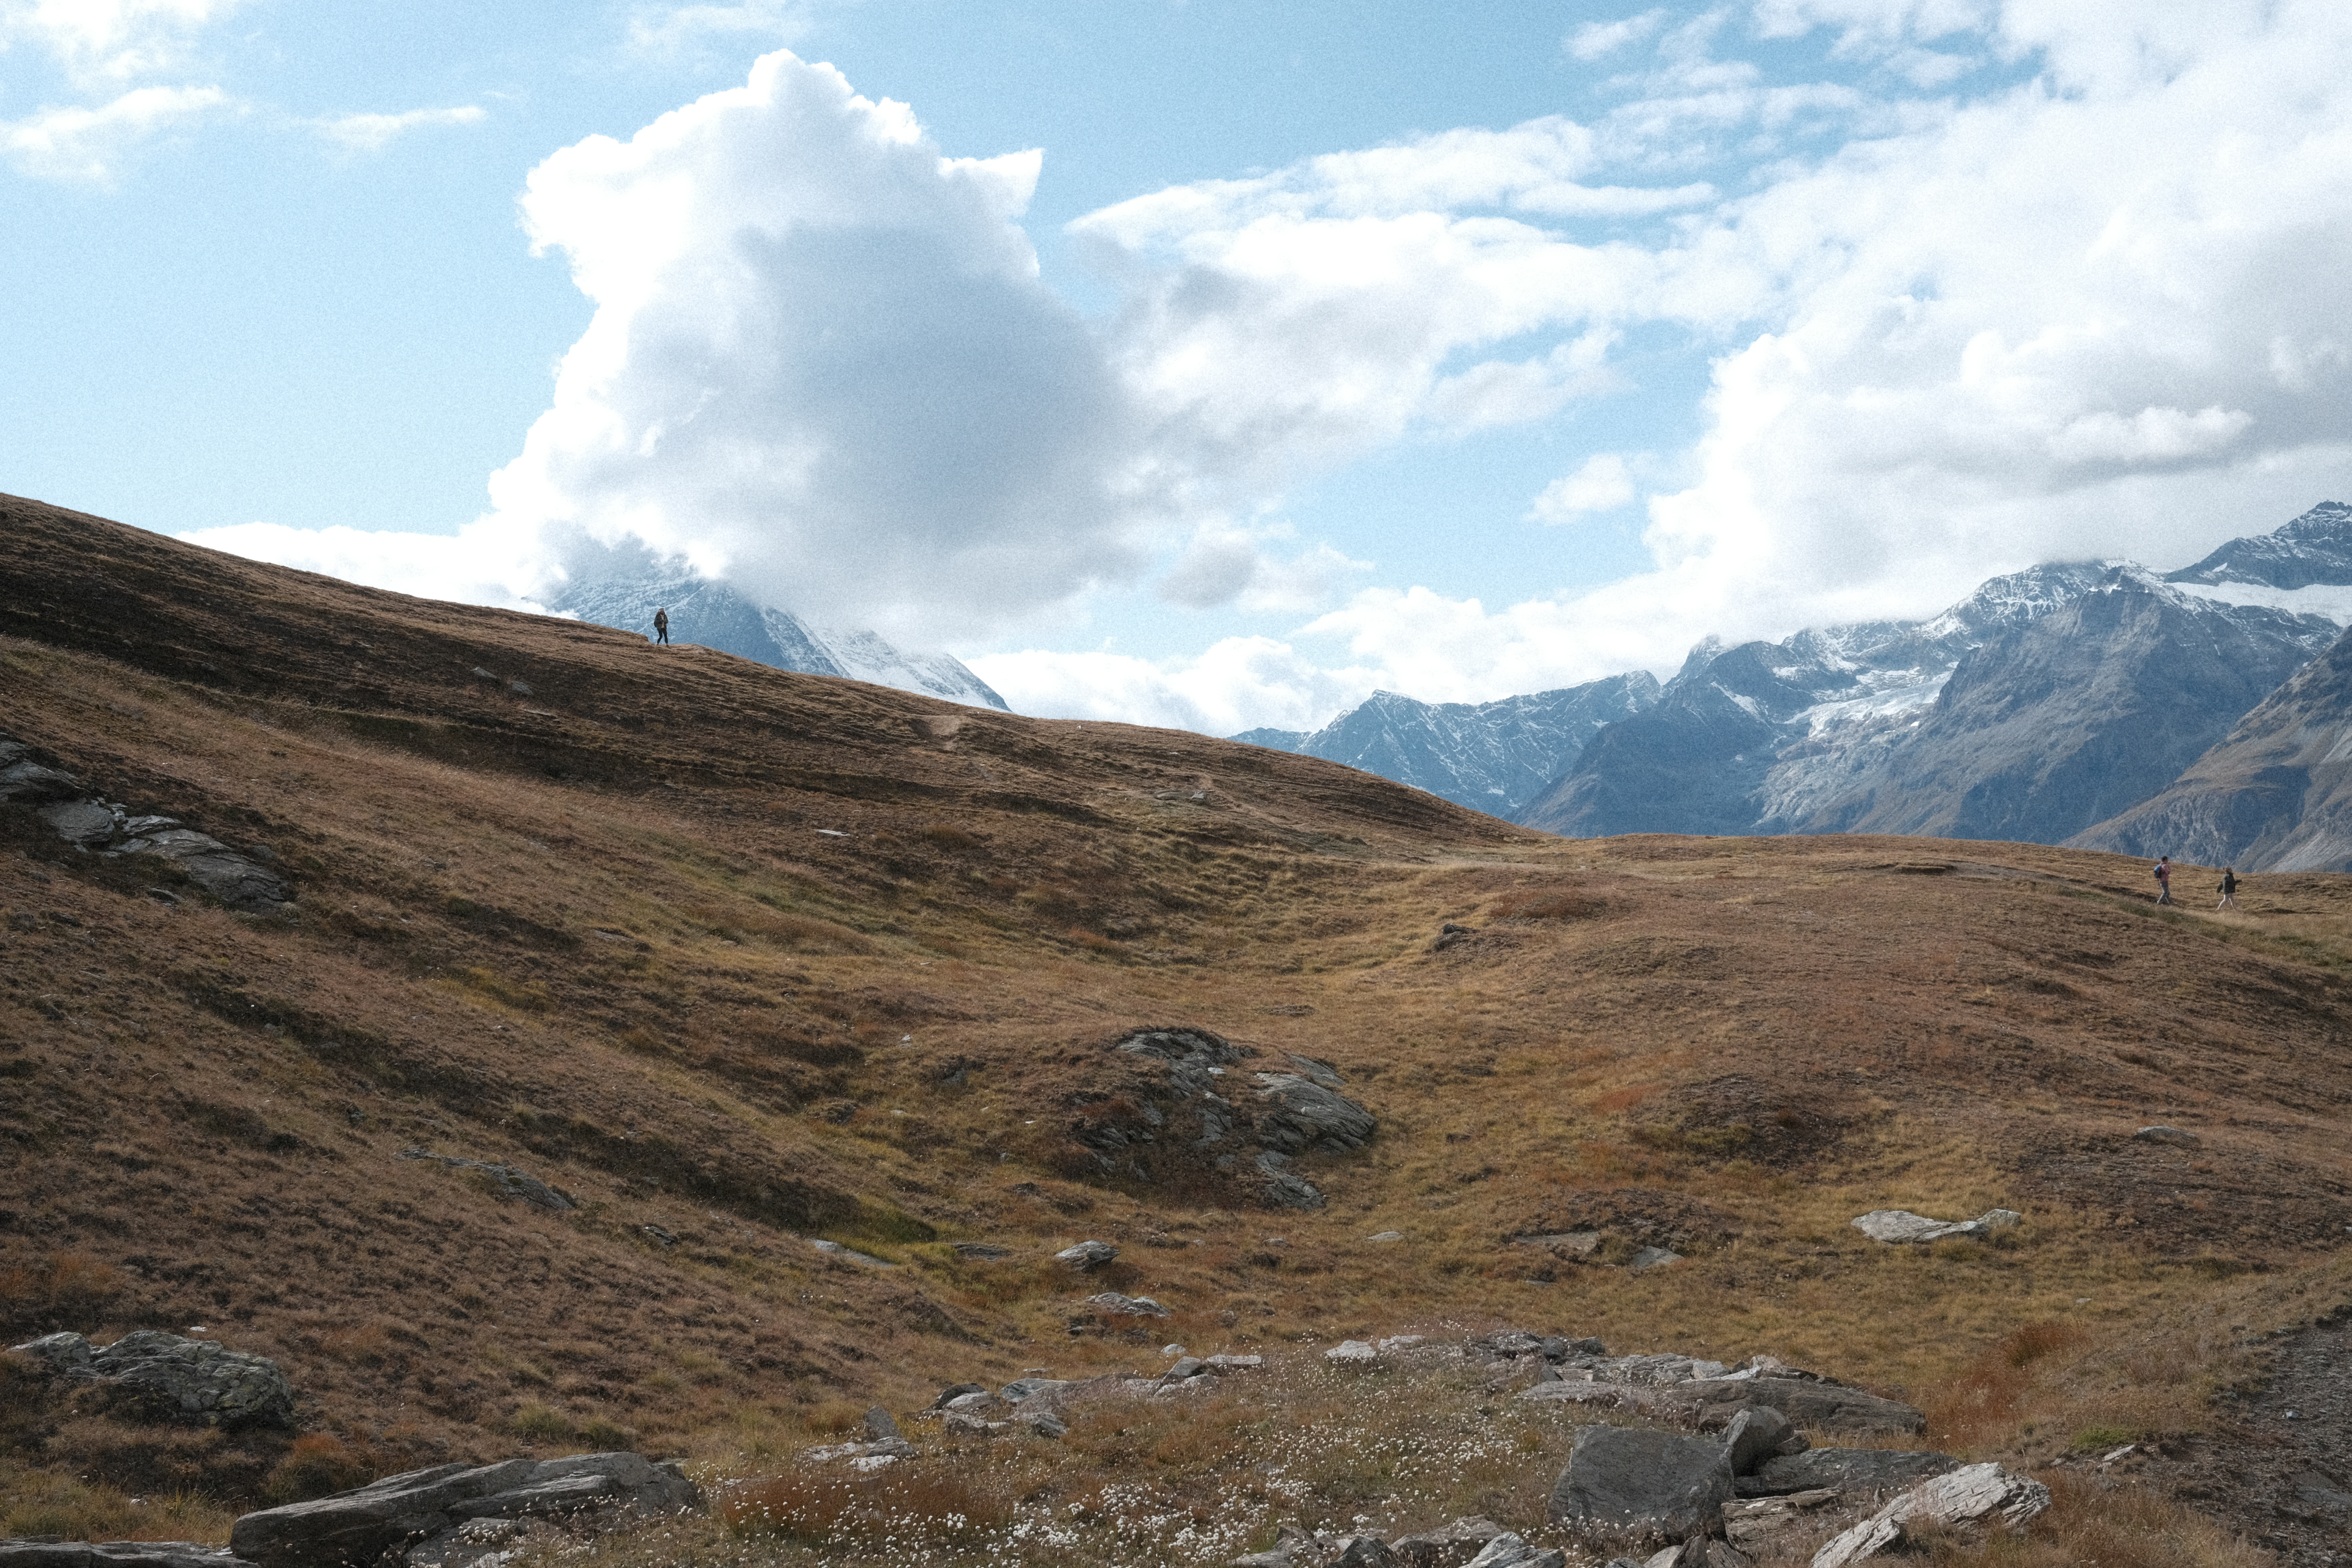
8;2;2352;733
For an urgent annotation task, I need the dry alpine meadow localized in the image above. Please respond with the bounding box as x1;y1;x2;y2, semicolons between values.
2;491;2348;1567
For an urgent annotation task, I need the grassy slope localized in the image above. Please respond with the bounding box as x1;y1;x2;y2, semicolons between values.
2;494;2349;1560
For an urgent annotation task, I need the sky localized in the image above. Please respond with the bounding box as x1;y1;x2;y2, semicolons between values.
6;1;2352;737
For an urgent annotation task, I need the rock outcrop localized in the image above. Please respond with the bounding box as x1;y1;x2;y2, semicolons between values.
1808;1462;2050;1568
0;733;292;912
1547;1425;1733;1550
0;1547;252;1568
9;1331;294;1429
1060;1027;1377;1210
228;1453;697;1568
1517;1348;1925;1438
1850;1208;2019;1244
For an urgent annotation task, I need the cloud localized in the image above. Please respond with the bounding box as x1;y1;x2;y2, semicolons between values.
1569;9;1669;62
969;636;1381;736
485;50;1159;648
1;83;231;182
627;0;817;58
1529;453;1638;521
1157;524;1372;613
174;521;558;612
0;0;245;86
314;104;487;153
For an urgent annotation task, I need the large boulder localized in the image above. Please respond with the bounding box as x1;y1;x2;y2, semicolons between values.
1849;1209;2019;1245
1547;1425;1733;1550
1739;1448;1959;1499
9;1331;294;1429
1810;1462;2050;1568
1251;1071;1376;1154
1696;1376;1926;1437
0;736;84;802
1389;1517;1507;1567
0;1548;251;1568
229;1453;697;1568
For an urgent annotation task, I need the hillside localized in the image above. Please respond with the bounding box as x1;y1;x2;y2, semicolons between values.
4;492;2351;1565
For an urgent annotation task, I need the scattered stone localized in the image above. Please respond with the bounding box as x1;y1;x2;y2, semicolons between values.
1205;1354;1263;1372
9;1331;293;1429
2135;1125;2200;1146
1252;1071;1377;1154
1461;1533;1566;1568
929;1382;987;1409
1388;1516;1505;1568
404;1514;550;1568
40;799;116;846
1326;1340;1378;1364
1640;1541;1750;1568
229;1453;697;1568
998;1378;1073;1404
1335;1536;1397;1566
1711;1379;1925;1438
1809;1463;2050;1568
1162;1357;1207;1382
1548;1425;1733;1550
0;1545;253;1568
1740;1449;1958;1499
1366;1231;1405;1243
1849;1209;2021;1244
861;1406;900;1442
1082;1292;1169;1317
1722;1491;1841;1551
951;1242;1011;1259
1230;1525;1314;1567
1258;1149;1328;1211
0;737;84;802
1628;1246;1683;1271
1722;1406;1801;1475
398;1150;575;1212
1056;1239;1119;1271
802;1437;914;1465
808;1239;894;1267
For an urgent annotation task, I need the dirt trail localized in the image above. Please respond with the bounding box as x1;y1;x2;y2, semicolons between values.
2153;1314;2352;1565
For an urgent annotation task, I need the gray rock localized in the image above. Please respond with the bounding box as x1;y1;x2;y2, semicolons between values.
998;1378;1073;1404
230;1453;697;1568
1326;1340;1378;1364
403;1514;545;1568
950;1242;1011;1259
808;1239;894;1268
1722;1406;1798;1476
1701;1377;1925;1438
929;1382;987;1409
1335;1536;1396;1566
0;1546;253;1568
11;1331;293;1429
1641;1542;1750;1568
1548;1425;1733;1549
1461;1534;1566;1568
398;1150;574;1212
1081;1291;1170;1317
1389;1517;1505;1568
1163;1357;1207;1382
1849;1209;2019;1244
40;799;117;847
1251;1073;1376;1154
2134;1125;2200;1145
861;1406;901;1442
0;738;84;803
1740;1448;1959;1499
1257;1149;1327;1210
1810;1462;2050;1568
1055;1239;1118;1271
1230;1525;1314;1567
1205;1354;1263;1372
1627;1246;1683;1271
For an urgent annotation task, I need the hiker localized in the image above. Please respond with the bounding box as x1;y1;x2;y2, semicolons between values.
653;607;669;645
2217;866;2239;910
2154;856;2172;905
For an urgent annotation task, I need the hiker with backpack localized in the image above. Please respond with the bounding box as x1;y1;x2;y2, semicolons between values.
2217;867;2239;910
2154;856;2173;905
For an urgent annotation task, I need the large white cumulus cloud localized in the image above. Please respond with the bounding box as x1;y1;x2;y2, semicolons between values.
487;52;1155;645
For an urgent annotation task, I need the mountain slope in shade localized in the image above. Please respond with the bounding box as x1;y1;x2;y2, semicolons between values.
1228;727;1306;752
1788;568;2341;844
2069;623;2352;871
2166;500;2352;590
1278;676;1661;819
1520;561;2119;836
551;540;1008;711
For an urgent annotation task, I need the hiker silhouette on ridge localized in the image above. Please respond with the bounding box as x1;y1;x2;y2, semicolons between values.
653;607;669;645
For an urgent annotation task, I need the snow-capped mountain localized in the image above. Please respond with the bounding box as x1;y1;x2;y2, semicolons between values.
1231;677;1660;819
548;542;1007;711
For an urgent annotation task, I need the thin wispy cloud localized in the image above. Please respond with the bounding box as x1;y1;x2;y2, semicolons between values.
314;104;487;153
1;83;231;183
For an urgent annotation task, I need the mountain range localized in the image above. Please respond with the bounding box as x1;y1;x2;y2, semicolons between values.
1241;502;2352;870
550;536;1008;711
